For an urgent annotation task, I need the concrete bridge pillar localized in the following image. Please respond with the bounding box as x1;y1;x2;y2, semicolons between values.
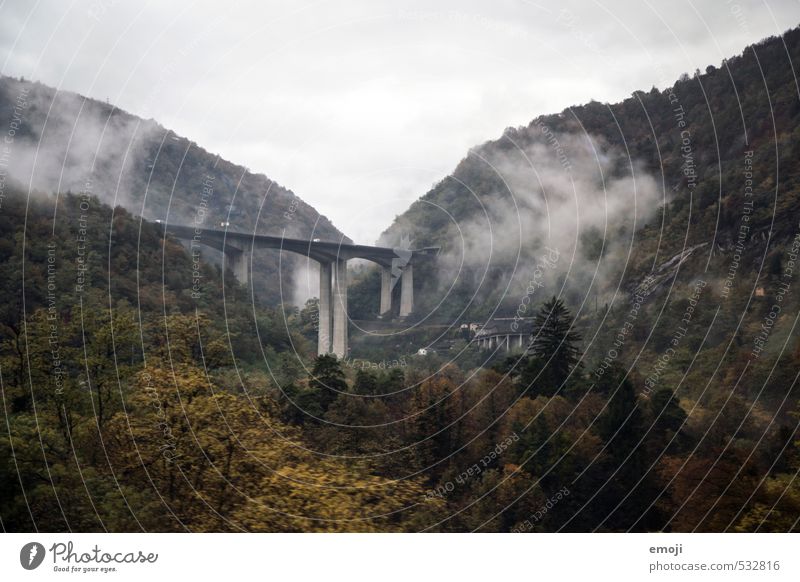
226;246;250;284
332;259;348;358
379;266;392;316
318;261;333;355
399;263;413;317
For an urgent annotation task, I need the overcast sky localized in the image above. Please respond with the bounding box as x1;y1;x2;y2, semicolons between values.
1;0;798;243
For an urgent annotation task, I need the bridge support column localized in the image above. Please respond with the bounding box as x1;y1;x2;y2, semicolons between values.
379;266;392;316
399;263;413;317
318;262;332;356
226;247;250;284
332;259;348;358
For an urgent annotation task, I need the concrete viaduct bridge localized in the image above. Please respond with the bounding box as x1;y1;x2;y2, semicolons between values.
166;224;438;358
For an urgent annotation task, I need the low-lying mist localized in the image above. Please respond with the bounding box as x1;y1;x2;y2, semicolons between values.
379;123;665;321
0;77;158;211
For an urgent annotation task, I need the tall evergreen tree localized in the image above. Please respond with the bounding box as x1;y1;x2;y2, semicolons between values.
302;354;348;419
527;296;582;393
594;374;664;531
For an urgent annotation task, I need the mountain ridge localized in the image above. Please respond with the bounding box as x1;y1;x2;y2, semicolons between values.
363;26;800;324
0;74;350;305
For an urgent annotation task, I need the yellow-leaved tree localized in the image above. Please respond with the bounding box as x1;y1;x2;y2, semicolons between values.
103;363;431;531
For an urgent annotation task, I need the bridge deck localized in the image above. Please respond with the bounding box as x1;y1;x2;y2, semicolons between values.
165;224;438;265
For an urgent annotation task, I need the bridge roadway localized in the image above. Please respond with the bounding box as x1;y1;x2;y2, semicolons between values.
166;224;436;266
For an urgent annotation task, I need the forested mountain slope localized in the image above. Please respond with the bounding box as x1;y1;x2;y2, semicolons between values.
368;26;800;325
0;76;347;305
0;188;423;531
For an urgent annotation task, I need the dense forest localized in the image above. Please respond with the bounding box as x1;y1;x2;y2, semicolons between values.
0;188;431;531
2;27;800;532
1;185;798;531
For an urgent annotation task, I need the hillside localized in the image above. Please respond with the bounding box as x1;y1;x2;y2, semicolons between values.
0;76;348;305
0;187;429;531
372;27;800;319
326;27;800;532
351;28;800;335
344;28;800;414
4;186;797;533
